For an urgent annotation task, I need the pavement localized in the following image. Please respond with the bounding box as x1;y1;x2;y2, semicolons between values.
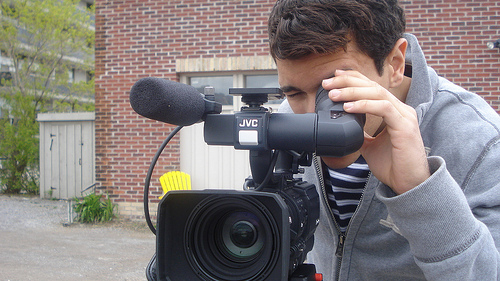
0;195;156;281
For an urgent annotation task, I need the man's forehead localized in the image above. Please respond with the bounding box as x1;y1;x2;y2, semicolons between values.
277;59;341;91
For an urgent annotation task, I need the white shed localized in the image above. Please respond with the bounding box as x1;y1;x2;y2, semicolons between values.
37;112;95;199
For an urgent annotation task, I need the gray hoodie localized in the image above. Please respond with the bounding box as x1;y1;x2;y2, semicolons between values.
279;34;500;280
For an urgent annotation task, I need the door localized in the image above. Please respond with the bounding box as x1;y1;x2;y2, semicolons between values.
41;121;95;199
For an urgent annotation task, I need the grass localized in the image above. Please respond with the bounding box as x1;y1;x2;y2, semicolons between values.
73;193;116;223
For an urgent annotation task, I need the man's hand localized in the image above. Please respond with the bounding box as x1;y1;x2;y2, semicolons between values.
323;69;430;195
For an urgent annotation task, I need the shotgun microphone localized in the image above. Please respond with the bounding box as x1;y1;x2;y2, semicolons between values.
129;77;221;126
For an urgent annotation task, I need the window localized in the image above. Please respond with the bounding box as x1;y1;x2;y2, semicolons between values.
245;74;283;105
69;69;75;83
190;76;233;105
245;74;279;88
181;72;283;112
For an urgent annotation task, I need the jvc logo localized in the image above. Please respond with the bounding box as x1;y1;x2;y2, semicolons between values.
238;118;259;128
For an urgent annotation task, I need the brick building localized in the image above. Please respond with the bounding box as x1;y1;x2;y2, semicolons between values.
95;0;500;219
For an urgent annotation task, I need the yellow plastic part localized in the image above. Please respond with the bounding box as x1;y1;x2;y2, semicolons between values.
159;171;191;199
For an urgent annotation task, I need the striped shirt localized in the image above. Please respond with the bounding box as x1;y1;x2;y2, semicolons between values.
324;156;370;233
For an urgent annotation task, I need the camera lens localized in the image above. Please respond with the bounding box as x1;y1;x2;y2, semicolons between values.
221;212;264;259
184;195;280;281
231;221;256;248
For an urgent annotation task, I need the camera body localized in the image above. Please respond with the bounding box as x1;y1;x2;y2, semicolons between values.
156;190;289;281
156;181;319;281
204;88;365;157
154;87;365;281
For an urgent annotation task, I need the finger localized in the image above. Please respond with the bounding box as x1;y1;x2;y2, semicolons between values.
323;71;395;103
344;99;417;130
322;70;372;89
330;79;413;120
328;85;391;103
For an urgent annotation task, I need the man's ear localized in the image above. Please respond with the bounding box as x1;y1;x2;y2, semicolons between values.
386;38;408;87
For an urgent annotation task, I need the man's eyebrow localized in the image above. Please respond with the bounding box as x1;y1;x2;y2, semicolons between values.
280;85;302;93
279;69;347;93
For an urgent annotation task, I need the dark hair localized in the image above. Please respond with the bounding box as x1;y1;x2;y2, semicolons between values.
268;0;406;75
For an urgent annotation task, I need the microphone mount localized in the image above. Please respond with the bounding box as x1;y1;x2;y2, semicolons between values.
201;87;222;119
230;87;284;110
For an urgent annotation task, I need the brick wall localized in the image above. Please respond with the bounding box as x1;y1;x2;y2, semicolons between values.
94;0;276;219
95;0;500;219
403;0;500;111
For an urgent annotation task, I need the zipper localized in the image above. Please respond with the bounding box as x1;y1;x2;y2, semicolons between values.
344;171;371;236
313;155;372;281
337;171;371;280
313;155;344;280
335;233;345;257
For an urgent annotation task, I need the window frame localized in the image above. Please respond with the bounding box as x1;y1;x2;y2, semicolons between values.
179;70;280;113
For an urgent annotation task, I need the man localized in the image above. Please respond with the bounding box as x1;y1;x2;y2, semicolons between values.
268;0;500;280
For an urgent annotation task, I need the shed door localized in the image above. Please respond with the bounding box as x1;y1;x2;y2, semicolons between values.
42;121;94;199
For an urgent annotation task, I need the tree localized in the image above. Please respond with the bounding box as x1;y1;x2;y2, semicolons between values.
0;93;39;193
0;0;95;193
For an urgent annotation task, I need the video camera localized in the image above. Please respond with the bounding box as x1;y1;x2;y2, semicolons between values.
131;80;365;281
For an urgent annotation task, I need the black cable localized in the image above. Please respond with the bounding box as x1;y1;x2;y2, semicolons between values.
143;125;183;235
254;150;280;191
145;252;157;281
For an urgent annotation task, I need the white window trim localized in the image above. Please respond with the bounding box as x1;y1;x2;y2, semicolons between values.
179;71;279;113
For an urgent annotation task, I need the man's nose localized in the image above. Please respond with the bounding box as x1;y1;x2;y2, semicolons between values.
306;94;317;113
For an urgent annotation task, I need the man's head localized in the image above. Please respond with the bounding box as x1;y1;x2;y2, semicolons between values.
268;0;406;75
269;0;410;169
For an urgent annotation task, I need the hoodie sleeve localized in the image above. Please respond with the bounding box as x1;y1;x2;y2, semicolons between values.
376;155;500;280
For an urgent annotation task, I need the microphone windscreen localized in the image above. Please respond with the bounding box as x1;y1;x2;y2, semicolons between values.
130;77;206;126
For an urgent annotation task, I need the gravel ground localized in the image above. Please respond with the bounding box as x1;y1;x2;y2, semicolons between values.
0;195;156;281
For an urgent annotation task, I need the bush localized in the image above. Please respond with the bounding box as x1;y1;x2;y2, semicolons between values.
73;193;116;223
0;93;40;195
